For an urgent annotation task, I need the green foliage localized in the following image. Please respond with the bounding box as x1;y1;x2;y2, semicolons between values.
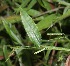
0;0;70;66
37;14;57;30
2;18;23;46
20;8;41;47
38;0;52;10
3;45;12;66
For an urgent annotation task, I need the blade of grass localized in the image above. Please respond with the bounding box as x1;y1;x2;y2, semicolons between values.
1;17;23;46
37;14;57;31
27;0;37;9
37;9;70;30
38;0;47;9
3;45;12;66
21;0;30;8
44;42;55;64
34;45;70;54
20;8;41;47
53;0;70;6
42;0;52;10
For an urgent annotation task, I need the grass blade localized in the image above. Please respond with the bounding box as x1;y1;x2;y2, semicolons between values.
37;9;70;31
27;0;37;9
20;8;41;47
37;14;57;30
3;45;12;66
34;45;70;54
21;0;30;8
2;18;23;46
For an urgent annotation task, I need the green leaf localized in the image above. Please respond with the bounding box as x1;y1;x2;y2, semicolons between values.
53;0;70;6
34;45;70;54
11;25;23;42
63;6;70;14
44;42;55;63
38;0;52;10
37;9;70;31
2;18;23;46
20;8;41;47
3;45;12;66
21;0;30;8
45;46;70;51
37;14;57;30
27;9;42;17
27;0;37;9
42;0;52;10
27;9;44;20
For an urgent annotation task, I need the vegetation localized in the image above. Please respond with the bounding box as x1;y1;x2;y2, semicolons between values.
0;0;70;66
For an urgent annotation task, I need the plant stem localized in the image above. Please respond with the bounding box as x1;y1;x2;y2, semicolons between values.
33;7;64;18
